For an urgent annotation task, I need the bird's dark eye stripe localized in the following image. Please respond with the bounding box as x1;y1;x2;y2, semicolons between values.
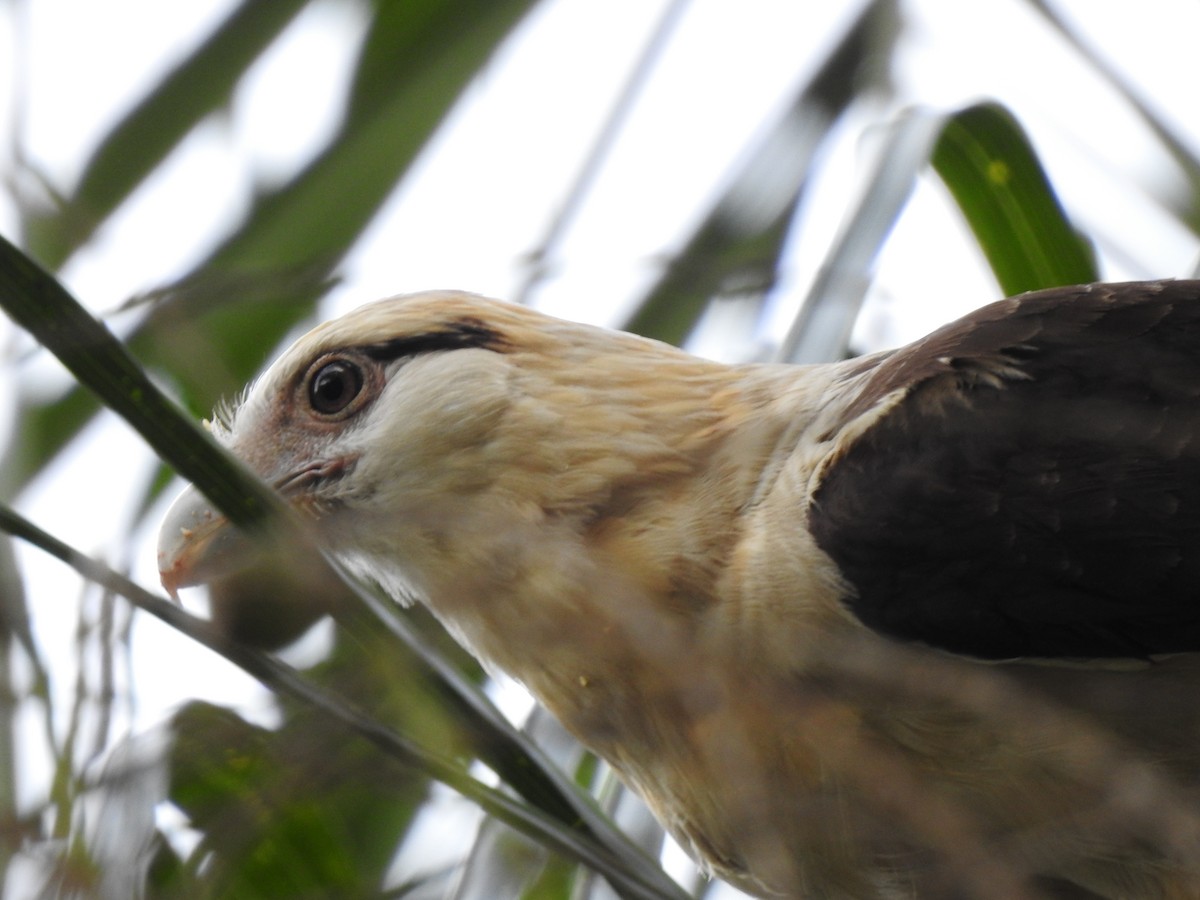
362;319;508;362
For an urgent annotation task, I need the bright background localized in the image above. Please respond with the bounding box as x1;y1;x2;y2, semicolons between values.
1;0;1199;897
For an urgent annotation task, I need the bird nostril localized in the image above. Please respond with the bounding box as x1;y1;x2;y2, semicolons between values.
275;456;358;495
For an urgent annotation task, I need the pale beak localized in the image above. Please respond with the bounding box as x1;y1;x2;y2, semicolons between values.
158;455;353;601
157;481;349;647
157;485;260;599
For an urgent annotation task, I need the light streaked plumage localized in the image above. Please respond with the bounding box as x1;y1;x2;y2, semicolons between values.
159;281;1200;898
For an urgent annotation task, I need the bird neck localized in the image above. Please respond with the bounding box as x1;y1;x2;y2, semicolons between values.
408;359;860;738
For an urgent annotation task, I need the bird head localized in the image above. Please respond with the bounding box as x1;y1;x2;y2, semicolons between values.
157;291;749;656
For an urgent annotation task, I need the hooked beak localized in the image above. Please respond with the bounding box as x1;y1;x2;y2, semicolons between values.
157;480;353;648
157;485;259;599
157;456;355;599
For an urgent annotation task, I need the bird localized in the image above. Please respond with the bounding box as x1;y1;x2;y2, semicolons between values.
159;279;1200;899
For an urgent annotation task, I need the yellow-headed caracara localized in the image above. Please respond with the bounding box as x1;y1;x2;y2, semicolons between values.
159;280;1200;898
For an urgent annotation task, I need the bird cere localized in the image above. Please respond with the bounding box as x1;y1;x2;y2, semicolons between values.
160;280;1200;898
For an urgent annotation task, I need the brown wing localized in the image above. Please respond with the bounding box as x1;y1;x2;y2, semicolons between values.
808;280;1200;660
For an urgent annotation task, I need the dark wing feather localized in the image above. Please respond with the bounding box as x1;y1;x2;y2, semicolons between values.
809;280;1200;660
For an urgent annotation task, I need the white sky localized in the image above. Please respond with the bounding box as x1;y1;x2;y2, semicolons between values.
2;0;1200;894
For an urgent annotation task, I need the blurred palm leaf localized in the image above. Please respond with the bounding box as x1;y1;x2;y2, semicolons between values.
779;101;1099;365
623;0;898;346
21;0;312;269
932;101;1097;296
778;108;949;364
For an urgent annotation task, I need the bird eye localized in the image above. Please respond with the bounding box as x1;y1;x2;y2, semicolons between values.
308;359;364;416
